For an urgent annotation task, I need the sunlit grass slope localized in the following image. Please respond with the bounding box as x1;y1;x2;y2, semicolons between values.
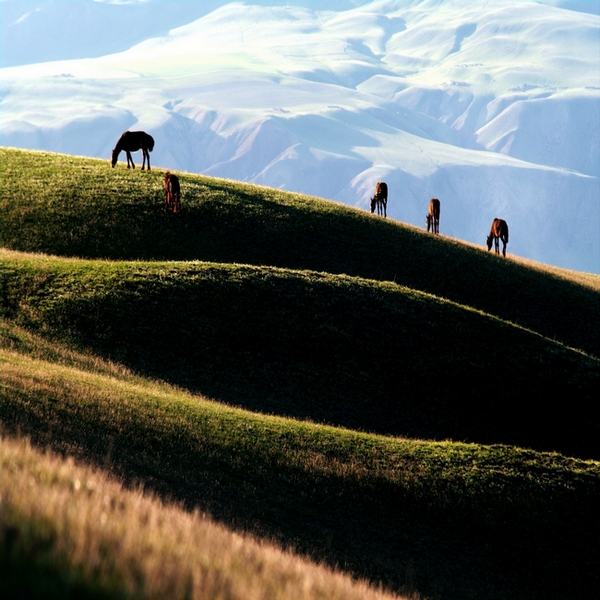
1;250;599;459
0;435;407;600
1;335;599;600
1;148;598;358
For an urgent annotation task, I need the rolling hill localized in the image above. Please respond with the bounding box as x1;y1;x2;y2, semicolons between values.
1;147;599;599
1;0;599;272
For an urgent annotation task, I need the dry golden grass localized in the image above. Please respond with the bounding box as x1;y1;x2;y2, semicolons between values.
0;435;411;600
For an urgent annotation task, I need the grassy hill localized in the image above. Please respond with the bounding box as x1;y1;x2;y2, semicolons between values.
0;432;404;600
1;148;599;600
2;148;598;358
1;250;598;459
2;326;599;600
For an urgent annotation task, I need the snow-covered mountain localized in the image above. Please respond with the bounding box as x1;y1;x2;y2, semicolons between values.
1;0;599;272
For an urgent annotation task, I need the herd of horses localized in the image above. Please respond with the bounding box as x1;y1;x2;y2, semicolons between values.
111;131;509;255
371;181;509;257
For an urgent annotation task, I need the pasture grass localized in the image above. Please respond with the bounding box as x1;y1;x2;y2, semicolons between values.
1;250;599;459
1;343;599;600
1;147;600;599
1;147;599;358
0;435;409;600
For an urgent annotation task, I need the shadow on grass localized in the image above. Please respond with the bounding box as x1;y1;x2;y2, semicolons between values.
2;260;599;459
2;385;598;600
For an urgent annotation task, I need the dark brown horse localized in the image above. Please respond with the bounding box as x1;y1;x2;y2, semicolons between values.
111;131;154;170
486;218;509;257
426;198;440;234
370;181;388;218
164;171;181;214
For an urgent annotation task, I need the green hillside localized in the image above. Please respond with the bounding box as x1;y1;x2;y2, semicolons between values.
1;148;598;359
1;251;598;459
1;148;600;600
2;329;599;600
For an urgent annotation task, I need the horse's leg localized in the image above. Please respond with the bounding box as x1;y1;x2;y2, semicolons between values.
126;151;135;169
383;200;387;218
502;238;507;257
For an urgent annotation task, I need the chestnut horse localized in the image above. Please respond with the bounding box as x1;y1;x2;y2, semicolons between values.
111;131;154;170
486;218;509;257
426;198;440;234
370;182;388;218
164;171;181;214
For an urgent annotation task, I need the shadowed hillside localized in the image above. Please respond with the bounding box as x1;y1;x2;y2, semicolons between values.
1;148;600;600
1;148;599;358
2;330;599;600
1;251;599;459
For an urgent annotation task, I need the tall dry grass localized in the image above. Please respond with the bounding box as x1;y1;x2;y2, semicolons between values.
0;435;411;600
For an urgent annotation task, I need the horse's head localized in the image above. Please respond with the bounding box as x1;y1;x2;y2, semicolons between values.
486;233;493;251
426;214;432;232
370;197;376;213
111;147;119;168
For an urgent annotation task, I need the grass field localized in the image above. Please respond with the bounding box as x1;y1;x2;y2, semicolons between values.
1;147;599;599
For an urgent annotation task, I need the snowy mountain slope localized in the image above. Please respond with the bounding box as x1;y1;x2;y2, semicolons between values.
1;0;599;272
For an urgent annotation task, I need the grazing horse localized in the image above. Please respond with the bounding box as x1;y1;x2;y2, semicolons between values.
486;218;509;257
426;198;440;234
164;171;181;214
111;131;154;170
370;181;388;218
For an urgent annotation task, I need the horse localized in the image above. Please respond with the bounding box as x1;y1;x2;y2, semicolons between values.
370;181;388;218
111;131;154;170
426;198;440;234
164;171;181;214
486;218;509;257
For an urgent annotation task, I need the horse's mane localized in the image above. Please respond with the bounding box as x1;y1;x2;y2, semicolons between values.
115;131;130;149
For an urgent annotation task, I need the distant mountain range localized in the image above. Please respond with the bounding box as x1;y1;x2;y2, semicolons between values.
1;0;599;272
